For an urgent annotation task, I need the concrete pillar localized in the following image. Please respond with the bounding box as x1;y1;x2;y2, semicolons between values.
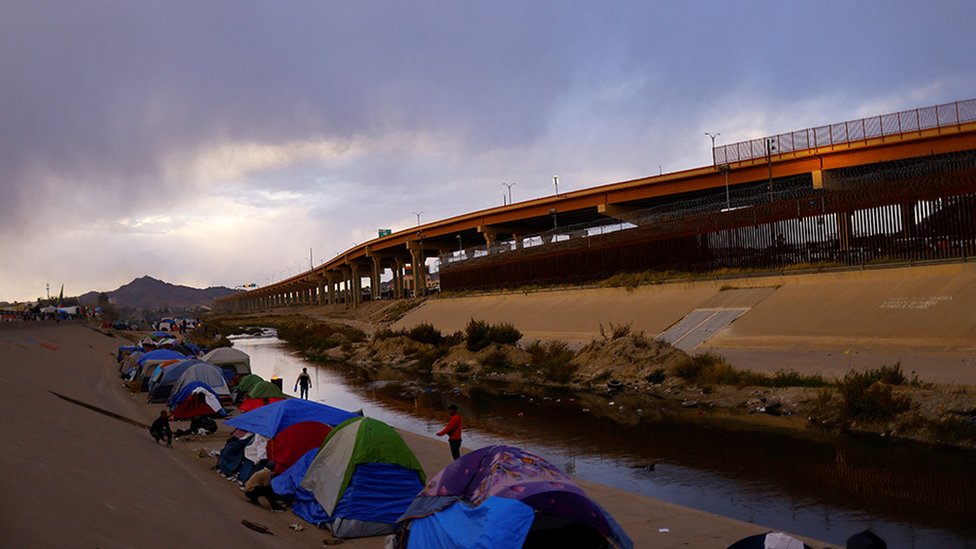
407;241;426;296
482;229;497;246
328;275;337;306
393;258;403;299
371;256;382;301
318;278;326;306
812;169;823;190
347;264;358;307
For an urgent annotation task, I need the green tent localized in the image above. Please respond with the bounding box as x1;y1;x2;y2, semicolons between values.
298;416;426;537
247;380;286;399
235;373;264;393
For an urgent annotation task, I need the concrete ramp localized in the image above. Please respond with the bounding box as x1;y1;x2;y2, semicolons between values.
657;308;749;351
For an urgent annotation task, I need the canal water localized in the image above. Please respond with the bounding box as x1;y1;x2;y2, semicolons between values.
230;334;976;549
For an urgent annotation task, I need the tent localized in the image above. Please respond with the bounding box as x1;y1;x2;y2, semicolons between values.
225;399;360;475
235;373;264;395
136;349;187;366
394;445;632;549
238;380;287;412
170;382;227;420
148;359;207;402
289;417;426;538
201;347;252;376
167;362;231;406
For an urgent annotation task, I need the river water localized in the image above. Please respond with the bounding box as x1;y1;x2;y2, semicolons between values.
230;334;976;549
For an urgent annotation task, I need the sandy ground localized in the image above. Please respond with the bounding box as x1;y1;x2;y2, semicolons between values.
0;322;830;548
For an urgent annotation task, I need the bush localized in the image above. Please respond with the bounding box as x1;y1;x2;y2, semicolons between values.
838;367;913;421
526;340;577;383
466;319;492;352
466;320;521;351
373;328;406;341
408;323;443;346
645;368;666;384
480;348;511;373
487;323;522;346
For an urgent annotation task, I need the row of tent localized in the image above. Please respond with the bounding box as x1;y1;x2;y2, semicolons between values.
213;398;634;548
117;341;256;420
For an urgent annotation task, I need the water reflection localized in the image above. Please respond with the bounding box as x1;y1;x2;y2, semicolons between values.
230;335;976;549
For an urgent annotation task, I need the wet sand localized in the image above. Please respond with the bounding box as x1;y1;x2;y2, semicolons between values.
0;322;829;548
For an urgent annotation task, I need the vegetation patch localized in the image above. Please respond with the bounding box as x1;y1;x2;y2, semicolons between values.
525;340;577;383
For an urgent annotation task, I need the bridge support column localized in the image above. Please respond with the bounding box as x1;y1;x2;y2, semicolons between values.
351;264;362;308
371;256;382;301
407;241;426;297
393;258;404;299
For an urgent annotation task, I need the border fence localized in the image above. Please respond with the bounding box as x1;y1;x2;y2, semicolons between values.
440;151;976;292
713;99;976;165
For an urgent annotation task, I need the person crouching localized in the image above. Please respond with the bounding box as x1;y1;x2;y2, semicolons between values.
244;462;286;512
149;410;173;447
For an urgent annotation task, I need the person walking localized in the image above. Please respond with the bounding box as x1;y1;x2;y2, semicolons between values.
294;367;312;399
436;404;463;460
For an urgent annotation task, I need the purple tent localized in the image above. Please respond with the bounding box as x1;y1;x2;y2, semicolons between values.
396;445;632;549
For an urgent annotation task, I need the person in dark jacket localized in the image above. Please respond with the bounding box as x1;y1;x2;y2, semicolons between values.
149;410;173;446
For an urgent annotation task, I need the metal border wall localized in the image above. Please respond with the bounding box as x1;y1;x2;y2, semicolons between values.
714;99;976;165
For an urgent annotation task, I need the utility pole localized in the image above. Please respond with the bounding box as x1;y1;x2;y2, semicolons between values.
309;247;313;271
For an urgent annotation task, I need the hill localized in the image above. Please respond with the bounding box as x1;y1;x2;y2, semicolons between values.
78;276;240;311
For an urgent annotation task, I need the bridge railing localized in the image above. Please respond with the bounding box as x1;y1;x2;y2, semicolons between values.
714;98;976;165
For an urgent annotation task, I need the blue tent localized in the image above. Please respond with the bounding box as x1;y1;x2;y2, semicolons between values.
403;496;535;549
136;349;186;366
225;398;359;438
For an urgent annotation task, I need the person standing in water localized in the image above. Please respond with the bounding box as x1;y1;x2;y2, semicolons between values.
295;367;312;399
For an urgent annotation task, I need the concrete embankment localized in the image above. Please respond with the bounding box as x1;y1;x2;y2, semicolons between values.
0;323;830;548
398;262;976;384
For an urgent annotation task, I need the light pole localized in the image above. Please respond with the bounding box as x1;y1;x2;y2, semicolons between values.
412;211;423;226
765;138;776;202
552;175;559;196
502;182;515;204
705;132;720;166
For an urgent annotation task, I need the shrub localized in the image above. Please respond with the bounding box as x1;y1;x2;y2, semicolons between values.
373;328;406;341
480;348;511;373
645;368;666;384
488;323;522;346
526;340;577;383
408;323;443;346
466;319;491;351
599;322;632;341
838;367;913;421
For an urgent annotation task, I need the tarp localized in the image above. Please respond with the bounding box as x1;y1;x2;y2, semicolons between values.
225;399;357;438
397;445;632;549
296;417;425;537
225;399;359;474
405;496;535;549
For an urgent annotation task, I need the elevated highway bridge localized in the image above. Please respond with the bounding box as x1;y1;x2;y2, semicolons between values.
217;99;976;312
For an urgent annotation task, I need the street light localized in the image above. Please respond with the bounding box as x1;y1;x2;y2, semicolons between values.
502;182;515;204
705;132;720;166
455;234;463;252
553;175;559;195
412;211;423;226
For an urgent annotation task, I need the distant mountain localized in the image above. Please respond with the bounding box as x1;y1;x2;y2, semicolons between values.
77;276;241;311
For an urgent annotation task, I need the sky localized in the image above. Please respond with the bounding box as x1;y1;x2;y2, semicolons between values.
2;1;974;303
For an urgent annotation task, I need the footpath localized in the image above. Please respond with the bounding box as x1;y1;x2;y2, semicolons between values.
0;322;830;548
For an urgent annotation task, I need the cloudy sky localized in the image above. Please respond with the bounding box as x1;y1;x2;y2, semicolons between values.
2;1;974;302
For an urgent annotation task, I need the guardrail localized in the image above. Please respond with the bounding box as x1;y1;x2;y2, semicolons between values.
714;98;976;165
